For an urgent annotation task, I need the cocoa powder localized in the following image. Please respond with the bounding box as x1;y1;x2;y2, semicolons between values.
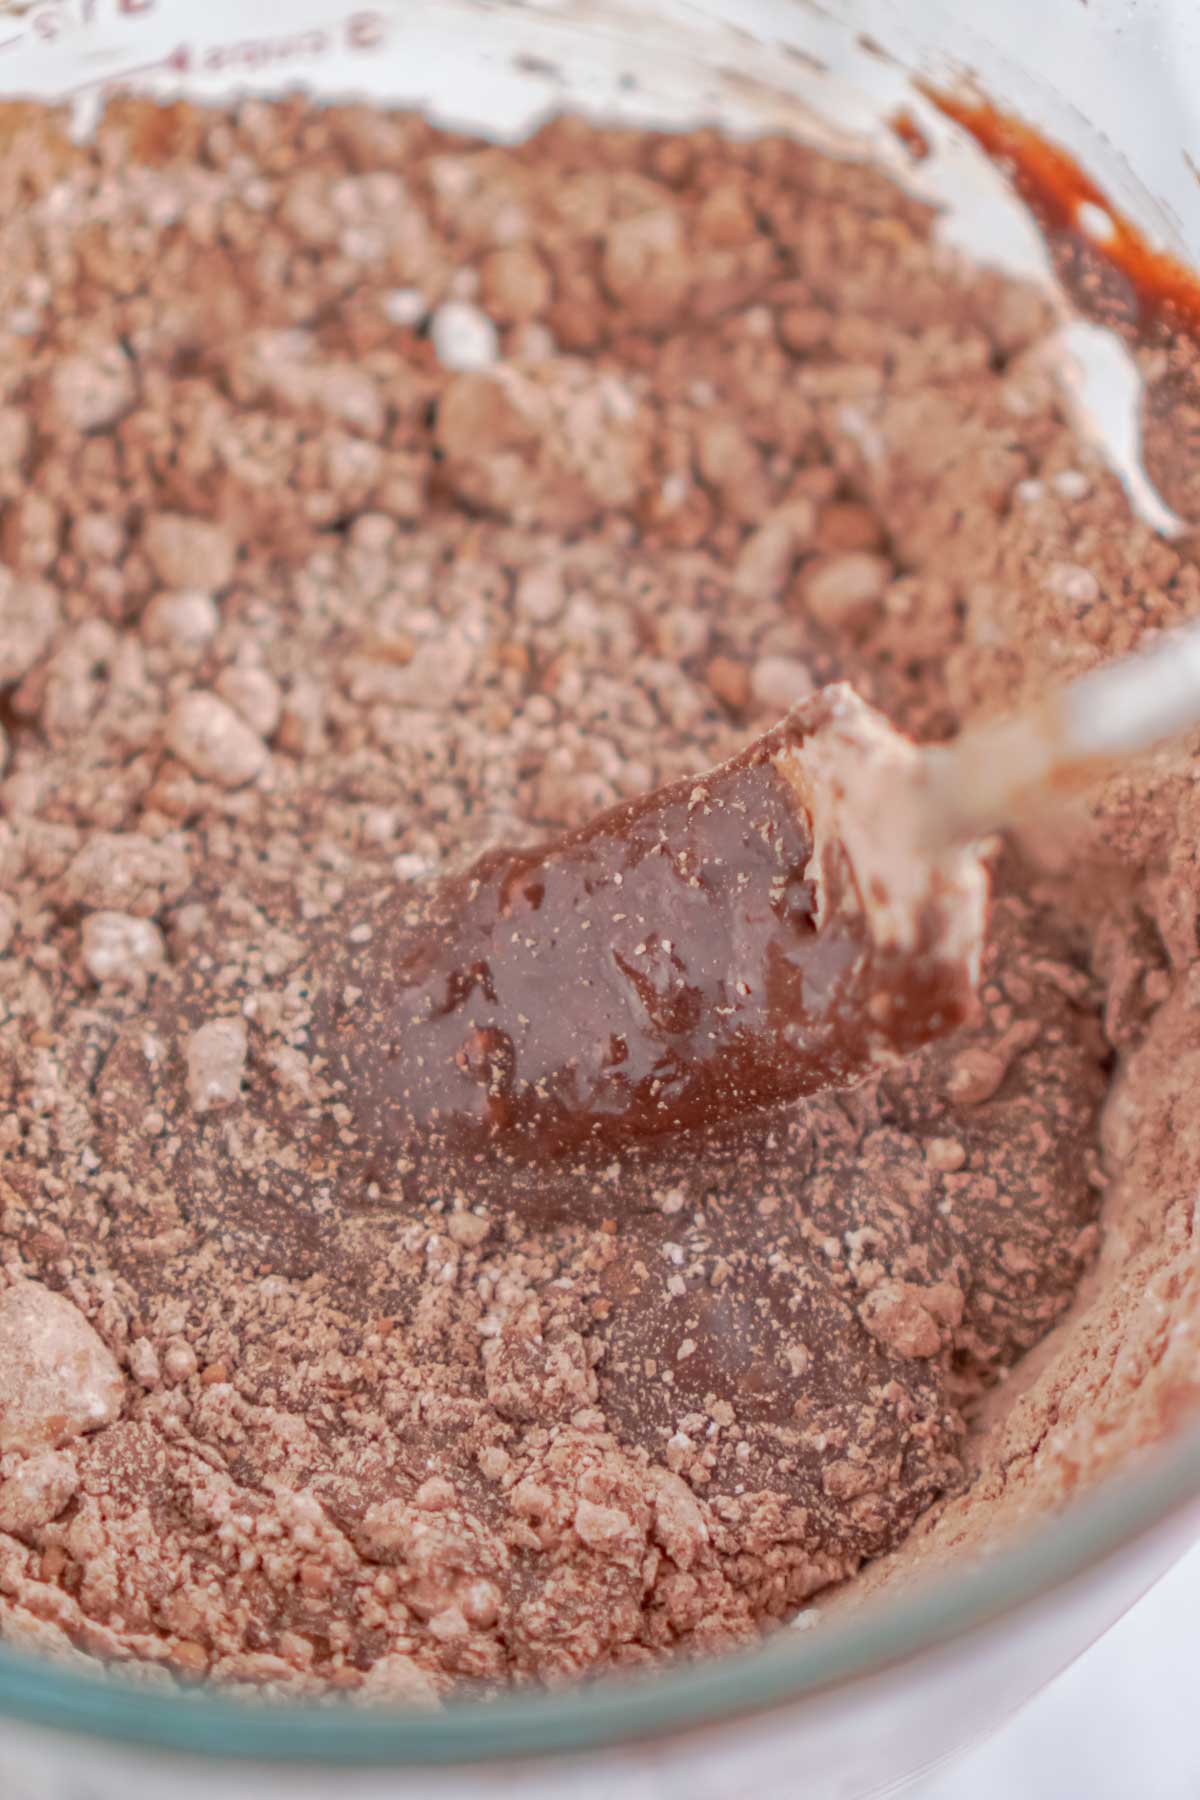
0;95;1194;1699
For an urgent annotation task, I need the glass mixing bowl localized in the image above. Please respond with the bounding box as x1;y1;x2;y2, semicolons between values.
0;3;1198;1795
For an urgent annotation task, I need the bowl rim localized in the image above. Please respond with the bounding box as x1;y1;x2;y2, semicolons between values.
0;1419;1196;1768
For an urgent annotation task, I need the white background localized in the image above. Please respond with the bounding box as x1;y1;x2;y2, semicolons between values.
915;1540;1200;1799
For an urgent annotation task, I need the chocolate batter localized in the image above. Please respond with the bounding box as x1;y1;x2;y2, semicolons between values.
315;686;983;1198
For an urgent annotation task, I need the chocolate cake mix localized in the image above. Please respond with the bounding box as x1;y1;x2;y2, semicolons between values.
0;96;1196;1700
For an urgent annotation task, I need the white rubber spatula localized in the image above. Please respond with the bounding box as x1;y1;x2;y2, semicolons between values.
913;620;1200;853
772;626;1200;989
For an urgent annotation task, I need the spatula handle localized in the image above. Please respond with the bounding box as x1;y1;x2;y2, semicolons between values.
920;618;1200;850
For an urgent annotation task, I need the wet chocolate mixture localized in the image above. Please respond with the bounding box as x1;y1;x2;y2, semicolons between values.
316;687;980;1200
0;93;1169;1696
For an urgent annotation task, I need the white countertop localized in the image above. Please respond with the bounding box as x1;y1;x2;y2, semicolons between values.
915;1540;1200;1799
